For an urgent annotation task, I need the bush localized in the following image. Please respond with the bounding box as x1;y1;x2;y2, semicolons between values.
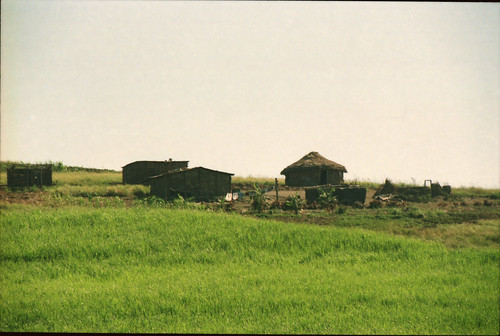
317;189;337;211
407;207;425;219
135;196;166;207
269;200;283;210
401;193;431;203
306;201;319;210
218;198;234;212
368;200;383;209
335;206;347;215
352;201;364;209
250;184;267;213
133;187;149;198
284;193;303;215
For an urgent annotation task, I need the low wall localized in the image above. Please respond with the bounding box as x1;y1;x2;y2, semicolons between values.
305;185;366;205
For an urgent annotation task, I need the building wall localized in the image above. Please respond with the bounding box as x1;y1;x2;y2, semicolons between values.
327;170;344;185
284;168;343;187
123;161;188;185
285;169;319;187
150;168;232;201
7;166;53;188
149;175;168;199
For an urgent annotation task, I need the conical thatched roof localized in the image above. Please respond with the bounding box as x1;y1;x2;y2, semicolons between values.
280;152;347;175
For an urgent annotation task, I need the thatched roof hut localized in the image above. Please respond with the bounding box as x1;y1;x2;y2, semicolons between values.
280;152;347;187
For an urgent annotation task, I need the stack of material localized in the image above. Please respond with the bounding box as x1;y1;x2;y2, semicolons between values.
373;179;395;197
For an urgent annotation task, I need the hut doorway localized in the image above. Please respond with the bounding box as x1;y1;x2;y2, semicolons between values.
320;169;327;185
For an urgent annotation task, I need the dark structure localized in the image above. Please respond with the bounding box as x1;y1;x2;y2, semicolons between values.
280;152;347;187
149;167;234;201
334;185;367;205
374;179;428;199
7;164;53;189
431;182;452;197
122;160;189;185
374;179;451;200
305;184;366;205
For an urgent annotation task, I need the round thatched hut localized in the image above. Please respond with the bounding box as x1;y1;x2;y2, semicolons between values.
280;152;347;187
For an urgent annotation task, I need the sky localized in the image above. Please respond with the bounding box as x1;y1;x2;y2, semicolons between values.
1;1;499;188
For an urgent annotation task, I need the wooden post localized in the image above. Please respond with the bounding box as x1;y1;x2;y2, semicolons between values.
275;178;279;202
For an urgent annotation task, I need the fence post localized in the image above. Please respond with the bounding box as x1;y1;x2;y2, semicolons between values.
275;178;279;202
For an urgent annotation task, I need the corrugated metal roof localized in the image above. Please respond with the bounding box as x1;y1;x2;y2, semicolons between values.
148;166;234;180
122;160;189;168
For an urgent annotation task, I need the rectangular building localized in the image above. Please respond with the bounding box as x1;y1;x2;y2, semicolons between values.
122;160;189;185
149;167;233;201
7;164;53;189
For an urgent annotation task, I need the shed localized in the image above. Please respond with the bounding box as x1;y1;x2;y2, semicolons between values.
122;160;189;185
149;167;234;201
280;152;347;187
7;164;53;189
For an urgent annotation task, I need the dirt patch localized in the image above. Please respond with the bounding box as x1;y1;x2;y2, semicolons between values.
0;189;48;206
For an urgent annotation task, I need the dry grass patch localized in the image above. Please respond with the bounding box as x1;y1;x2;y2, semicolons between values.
416;220;500;249
53;171;121;186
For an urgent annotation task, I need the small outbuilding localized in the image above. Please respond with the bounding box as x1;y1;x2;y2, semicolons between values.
149;167;234;201
122;160;189;185
7;164;53;189
280;152;347;187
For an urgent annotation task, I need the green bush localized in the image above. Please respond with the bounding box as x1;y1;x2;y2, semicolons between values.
284;193;303;215
407;207;425;219
250;184;267;213
335;206;347;215
317;189;337;211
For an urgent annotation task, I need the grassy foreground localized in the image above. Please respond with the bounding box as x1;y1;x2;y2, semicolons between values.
1;205;498;334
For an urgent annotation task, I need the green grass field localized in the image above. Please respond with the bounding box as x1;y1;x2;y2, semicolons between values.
1;205;498;334
0;166;499;334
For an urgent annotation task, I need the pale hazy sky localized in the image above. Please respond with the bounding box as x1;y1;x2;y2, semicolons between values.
1;1;499;188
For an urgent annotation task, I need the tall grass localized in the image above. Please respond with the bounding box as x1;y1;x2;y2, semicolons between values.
232;176;284;187
1;206;498;334
0;165;122;187
53;171;122;186
345;179;381;189
453;187;500;199
1;169;149;198
0;161;117;173
48;184;149;198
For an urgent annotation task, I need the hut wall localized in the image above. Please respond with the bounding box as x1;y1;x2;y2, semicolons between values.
285;168;343;187
285;169;320;187
326;169;344;185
